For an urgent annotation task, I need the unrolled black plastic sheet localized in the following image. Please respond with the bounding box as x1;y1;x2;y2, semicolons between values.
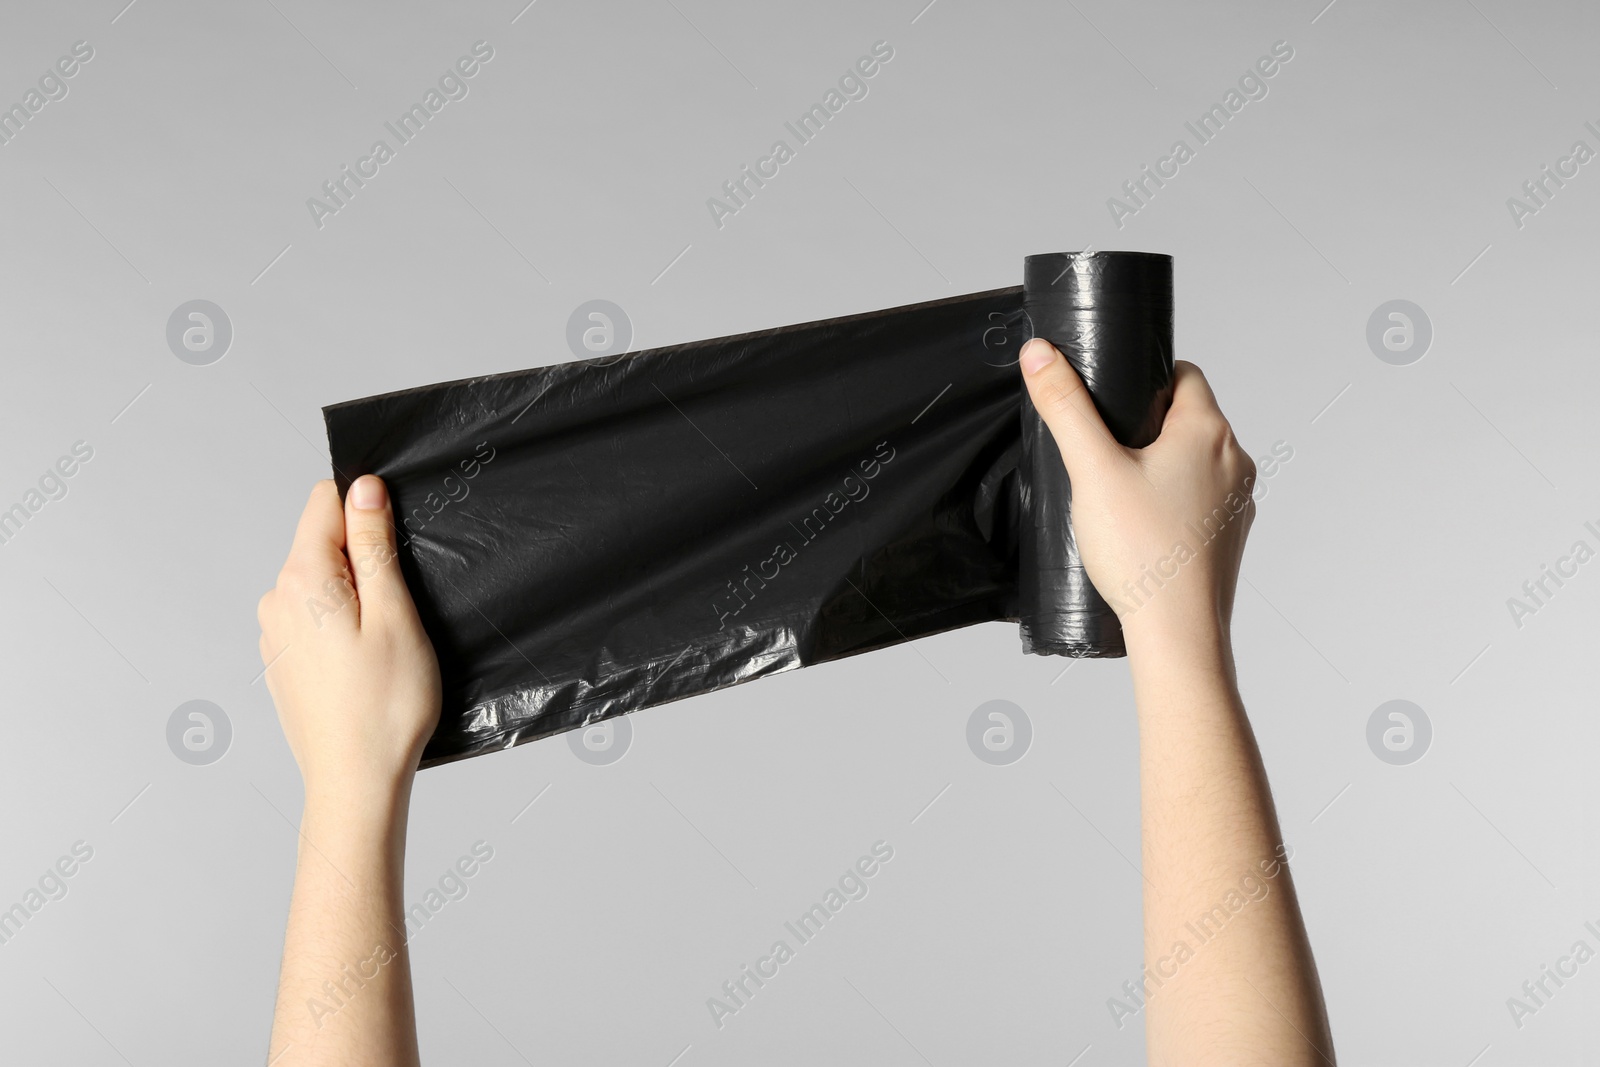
323;251;1174;767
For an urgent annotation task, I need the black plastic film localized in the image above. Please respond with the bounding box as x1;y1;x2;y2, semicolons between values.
323;251;1173;767
1019;252;1175;656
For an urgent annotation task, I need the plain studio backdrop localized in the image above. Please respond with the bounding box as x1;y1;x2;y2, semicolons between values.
1;0;1596;1063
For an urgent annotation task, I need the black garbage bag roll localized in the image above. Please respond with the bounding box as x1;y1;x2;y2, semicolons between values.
323;251;1174;767
1019;251;1175;656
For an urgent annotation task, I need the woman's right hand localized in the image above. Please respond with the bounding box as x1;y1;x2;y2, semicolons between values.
1018;339;1258;647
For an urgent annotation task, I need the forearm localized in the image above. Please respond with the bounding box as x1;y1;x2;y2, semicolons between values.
268;780;421;1067
1127;623;1332;1066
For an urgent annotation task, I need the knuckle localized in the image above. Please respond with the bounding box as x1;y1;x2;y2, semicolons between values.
347;526;394;555
1037;376;1081;420
276;563;314;595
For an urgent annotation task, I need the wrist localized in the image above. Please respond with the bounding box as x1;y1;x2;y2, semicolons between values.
1123;605;1228;658
302;769;414;838
295;776;412;898
1123;613;1238;698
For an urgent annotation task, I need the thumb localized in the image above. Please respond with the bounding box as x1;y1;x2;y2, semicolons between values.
1018;338;1124;478
343;475;409;622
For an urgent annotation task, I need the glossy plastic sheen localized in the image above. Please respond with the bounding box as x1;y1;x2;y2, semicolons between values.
1019;252;1175;656
323;251;1174;767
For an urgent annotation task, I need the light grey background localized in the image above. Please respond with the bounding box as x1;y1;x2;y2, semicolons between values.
1;0;1595;1063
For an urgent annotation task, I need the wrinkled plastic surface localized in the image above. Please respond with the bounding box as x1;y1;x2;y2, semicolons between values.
323;252;1174;767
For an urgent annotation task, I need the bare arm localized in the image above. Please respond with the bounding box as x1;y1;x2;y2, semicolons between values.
258;477;441;1066
1019;341;1333;1066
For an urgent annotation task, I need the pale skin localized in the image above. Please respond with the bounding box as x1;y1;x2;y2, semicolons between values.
1020;337;1334;1065
258;476;438;1067
259;346;1332;1065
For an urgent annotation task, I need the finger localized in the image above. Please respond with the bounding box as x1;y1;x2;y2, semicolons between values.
343;475;410;626
287;481;348;577
1018;338;1125;478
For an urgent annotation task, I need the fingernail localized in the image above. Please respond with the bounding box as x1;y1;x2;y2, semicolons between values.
350;475;386;510
1019;338;1056;375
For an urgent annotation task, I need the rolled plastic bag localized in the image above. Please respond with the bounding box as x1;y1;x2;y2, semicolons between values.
1019;251;1174;656
323;251;1173;767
